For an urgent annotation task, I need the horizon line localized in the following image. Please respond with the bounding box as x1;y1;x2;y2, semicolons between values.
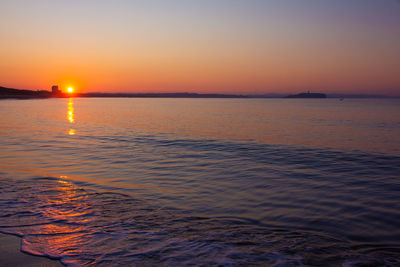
1;85;399;98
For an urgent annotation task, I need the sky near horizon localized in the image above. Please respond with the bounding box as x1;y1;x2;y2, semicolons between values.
0;0;399;95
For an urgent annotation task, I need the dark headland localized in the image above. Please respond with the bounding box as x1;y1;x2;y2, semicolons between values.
0;86;52;99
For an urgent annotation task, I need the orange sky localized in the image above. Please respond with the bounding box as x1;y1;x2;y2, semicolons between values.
1;0;399;95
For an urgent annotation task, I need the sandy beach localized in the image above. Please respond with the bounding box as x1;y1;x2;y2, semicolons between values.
0;233;63;267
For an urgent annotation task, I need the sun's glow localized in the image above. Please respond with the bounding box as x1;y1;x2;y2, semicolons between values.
67;87;74;93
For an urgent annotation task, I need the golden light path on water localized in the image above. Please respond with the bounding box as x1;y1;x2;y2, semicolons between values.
67;98;75;135
12;178;92;265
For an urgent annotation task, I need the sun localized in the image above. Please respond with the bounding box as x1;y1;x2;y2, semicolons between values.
67;87;74;93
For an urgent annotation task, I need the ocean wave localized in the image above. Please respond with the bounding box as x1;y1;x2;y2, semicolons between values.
1;177;399;266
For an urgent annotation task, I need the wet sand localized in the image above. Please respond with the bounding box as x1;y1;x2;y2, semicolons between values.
0;233;63;267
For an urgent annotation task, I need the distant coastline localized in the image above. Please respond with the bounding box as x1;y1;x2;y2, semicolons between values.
0;86;396;99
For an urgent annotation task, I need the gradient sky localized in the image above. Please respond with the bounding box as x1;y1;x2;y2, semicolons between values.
1;0;399;95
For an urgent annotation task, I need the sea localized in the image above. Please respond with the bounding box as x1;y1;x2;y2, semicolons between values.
0;97;399;266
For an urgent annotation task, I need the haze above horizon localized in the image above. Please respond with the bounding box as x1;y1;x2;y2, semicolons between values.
1;0;399;95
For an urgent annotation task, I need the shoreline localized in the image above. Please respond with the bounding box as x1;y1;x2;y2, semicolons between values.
0;233;64;267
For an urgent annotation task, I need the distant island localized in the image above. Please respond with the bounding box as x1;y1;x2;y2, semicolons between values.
285;92;327;98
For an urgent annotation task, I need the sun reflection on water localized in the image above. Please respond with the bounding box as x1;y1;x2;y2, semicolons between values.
67;98;74;123
39;180;89;221
67;98;76;135
16;179;93;262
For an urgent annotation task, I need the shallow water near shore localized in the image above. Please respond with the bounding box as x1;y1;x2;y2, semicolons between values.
1;98;399;266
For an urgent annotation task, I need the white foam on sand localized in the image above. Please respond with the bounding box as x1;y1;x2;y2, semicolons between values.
0;233;63;267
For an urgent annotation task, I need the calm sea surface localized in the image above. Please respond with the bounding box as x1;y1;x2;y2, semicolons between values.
0;98;399;266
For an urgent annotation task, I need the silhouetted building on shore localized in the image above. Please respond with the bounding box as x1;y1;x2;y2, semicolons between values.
52;85;61;95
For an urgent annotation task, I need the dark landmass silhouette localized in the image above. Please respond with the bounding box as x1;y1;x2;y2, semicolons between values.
82;92;247;98
0;86;53;99
0;86;247;99
1;85;397;99
285;92;327;98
